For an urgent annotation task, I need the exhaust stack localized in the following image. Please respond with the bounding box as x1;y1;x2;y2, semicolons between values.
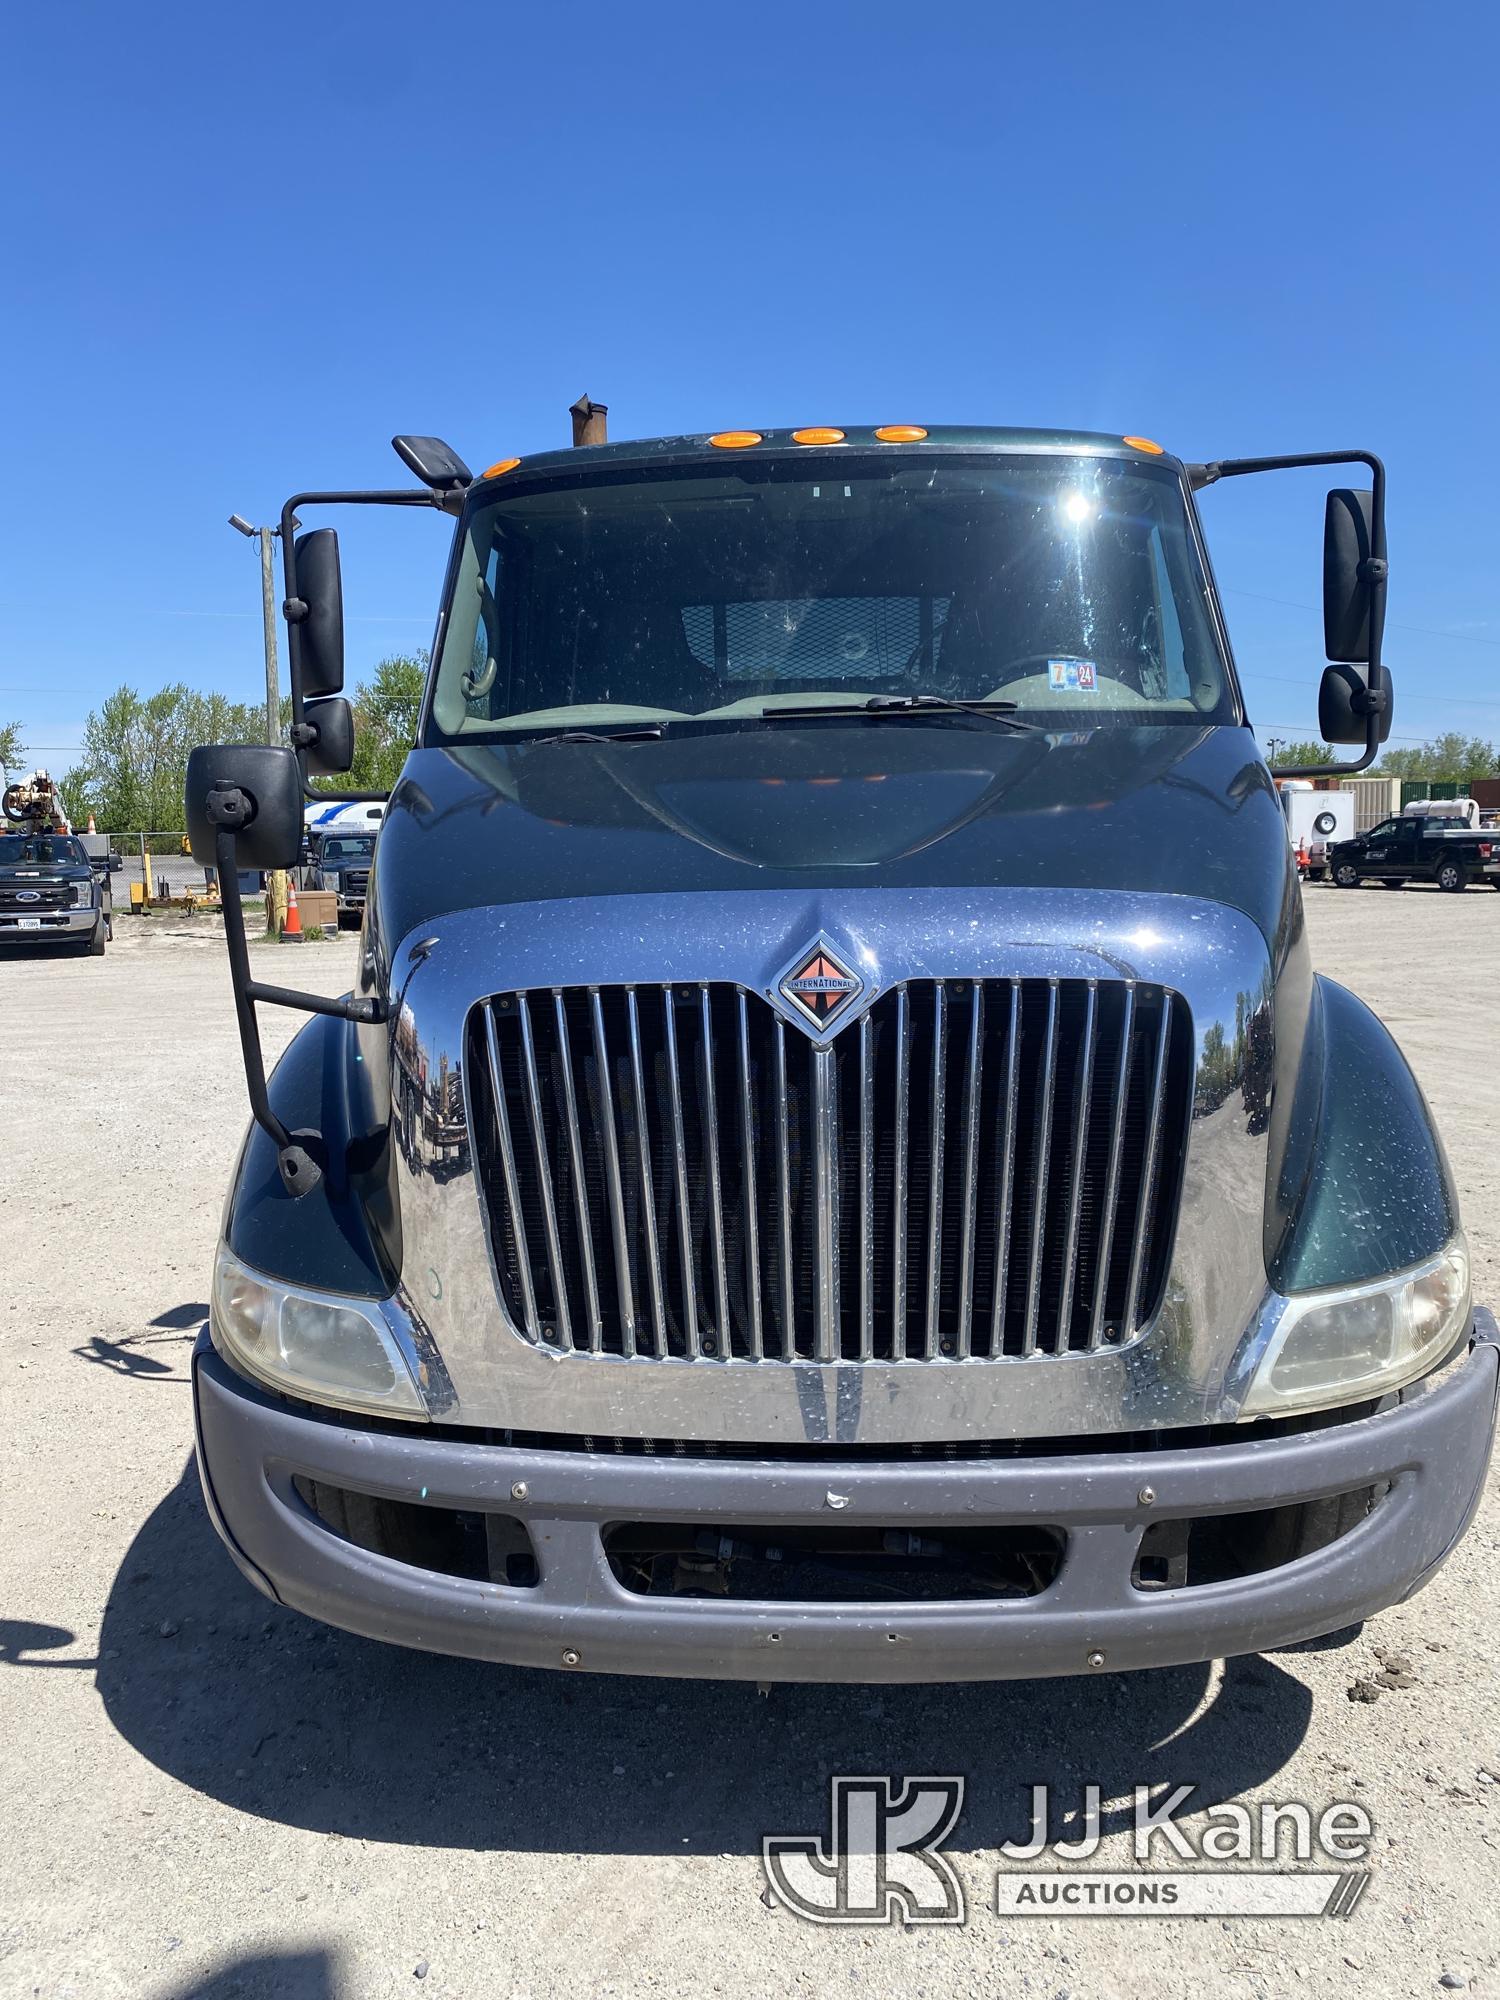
569;393;608;447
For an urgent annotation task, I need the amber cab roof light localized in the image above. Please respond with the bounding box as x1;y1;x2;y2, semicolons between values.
1122;435;1165;455
791;426;845;445
481;456;521;479
873;424;928;443
709;431;763;449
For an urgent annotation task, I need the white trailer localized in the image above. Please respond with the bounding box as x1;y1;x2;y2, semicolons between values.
1280;784;1354;878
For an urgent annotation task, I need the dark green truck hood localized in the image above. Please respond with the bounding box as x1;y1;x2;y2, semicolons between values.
369;722;1291;952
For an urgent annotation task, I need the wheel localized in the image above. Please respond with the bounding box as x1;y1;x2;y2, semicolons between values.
1437;860;1467;892
1382;878;1405;889
1333;862;1361;888
87;920;106;955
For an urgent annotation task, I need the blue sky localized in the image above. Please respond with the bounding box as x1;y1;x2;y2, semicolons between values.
3;1;1495;767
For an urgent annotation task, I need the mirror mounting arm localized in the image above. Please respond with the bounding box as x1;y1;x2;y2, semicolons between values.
1192;448;1389;782
278;486;448;806
211;817;386;1200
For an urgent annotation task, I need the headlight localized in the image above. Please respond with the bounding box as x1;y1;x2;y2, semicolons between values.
1239;1238;1470;1419
211;1242;427;1419
72;882;91;906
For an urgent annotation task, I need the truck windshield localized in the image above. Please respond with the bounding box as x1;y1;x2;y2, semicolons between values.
321;837;375;860
428;453;1237;742
0;835;87;866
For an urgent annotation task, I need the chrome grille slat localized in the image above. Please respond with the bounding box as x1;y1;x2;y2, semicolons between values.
857;1012;875;1362
660;990;699;1359
811;1048;840;1362
514;993;571;1351
482;1005;540;1342
891;988;911;1353
471;977;1188;1367
988;981;1022;1358
551;991;603;1353
624;987;669;1358
772;1016;795;1360
1086;983;1136;1352
954;983;984;1360
1053;981;1097;1348
589;988;638;1356
922;983;948;1360
1020;980;1060;1358
1122;995;1174;1340
735;992;764;1360
697;986;732;1356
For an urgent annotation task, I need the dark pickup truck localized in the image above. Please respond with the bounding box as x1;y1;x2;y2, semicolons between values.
1329;815;1500;892
305;830;375;928
0;831;116;952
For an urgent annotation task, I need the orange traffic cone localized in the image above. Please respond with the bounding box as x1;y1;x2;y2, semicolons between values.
282;878;304;942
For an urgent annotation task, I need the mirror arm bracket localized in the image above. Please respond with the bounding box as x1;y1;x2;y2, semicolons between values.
212;821;387;1199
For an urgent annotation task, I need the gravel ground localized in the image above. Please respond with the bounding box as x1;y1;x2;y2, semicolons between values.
1;884;1496;2000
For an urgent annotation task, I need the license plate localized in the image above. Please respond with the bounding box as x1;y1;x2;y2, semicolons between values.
17;917;41;930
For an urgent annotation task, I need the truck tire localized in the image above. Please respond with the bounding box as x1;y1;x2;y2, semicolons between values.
1333;861;1361;888
88;921;106;955
1436;859;1467;892
1382;878;1405;889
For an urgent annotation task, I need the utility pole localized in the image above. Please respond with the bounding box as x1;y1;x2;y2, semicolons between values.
230;514;289;935
1266;735;1286;764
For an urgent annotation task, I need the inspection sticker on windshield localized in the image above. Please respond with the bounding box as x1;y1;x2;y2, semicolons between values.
1048;658;1097;691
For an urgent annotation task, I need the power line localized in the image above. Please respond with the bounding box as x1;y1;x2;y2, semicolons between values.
1222;586;1499;650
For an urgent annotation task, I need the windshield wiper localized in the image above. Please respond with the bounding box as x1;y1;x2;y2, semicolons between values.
523;724;667;745
751;696;1040;732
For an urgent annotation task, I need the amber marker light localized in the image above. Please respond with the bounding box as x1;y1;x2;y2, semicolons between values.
709;431;762;449
791;427;845;445
482;457;521;478
1122;435;1165;455
874;425;928;442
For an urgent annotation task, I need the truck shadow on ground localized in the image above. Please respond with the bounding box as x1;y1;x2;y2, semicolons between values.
89;1463;1315;1857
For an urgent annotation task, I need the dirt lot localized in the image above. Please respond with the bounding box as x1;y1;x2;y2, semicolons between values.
2;885;1497;2000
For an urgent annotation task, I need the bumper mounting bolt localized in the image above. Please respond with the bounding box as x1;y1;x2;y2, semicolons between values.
1138;1485;1156;1506
1086;1649;1107;1670
510;1481;528;1501
824;1490;851;1510
561;1647;581;1667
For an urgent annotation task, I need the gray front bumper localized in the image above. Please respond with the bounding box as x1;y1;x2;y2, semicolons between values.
192;1317;1499;1684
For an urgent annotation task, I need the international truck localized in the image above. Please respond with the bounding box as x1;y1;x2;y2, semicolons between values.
184;416;1498;1683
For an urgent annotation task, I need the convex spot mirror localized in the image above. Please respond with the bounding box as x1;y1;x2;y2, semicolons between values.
1319;661;1394;746
292;528;344;697
185;743;303;870
303;695;356;777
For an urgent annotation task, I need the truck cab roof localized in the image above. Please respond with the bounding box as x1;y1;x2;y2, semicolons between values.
471;425;1178;490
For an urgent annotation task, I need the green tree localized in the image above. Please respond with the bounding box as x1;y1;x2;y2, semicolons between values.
0;721;25;777
309;652;427;797
1265;738;1335;767
61;684;265;831
1376;735;1499;782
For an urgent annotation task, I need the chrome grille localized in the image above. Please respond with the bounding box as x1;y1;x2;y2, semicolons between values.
467;979;1190;1364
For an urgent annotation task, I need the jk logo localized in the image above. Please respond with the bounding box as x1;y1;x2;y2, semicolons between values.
762;1776;966;1925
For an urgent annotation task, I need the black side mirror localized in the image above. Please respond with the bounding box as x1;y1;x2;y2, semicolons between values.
291;528;344;696
1319;661;1394;745
303;695;356;777
185;744;303;870
107;853;122;872
1323;489;1377;664
392;435;472;492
